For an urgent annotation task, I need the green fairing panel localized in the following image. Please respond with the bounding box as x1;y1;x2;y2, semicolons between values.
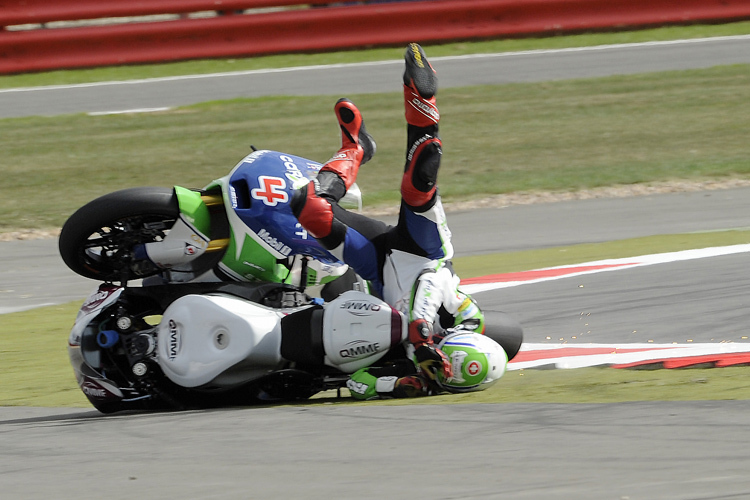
220;232;288;283
173;186;211;237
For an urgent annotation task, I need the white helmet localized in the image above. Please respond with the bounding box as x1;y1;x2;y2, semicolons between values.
437;332;508;392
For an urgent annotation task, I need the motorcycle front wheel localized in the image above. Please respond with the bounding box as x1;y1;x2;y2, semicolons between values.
59;187;182;283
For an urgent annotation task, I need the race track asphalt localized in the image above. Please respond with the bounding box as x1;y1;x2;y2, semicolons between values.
3;401;750;500
2;36;750;499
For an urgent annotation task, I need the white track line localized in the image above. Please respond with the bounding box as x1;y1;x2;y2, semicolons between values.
470;244;750;369
508;342;750;370
462;244;750;294
87;107;171;115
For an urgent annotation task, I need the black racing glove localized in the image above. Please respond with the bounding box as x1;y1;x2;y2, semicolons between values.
414;344;453;382
409;318;453;382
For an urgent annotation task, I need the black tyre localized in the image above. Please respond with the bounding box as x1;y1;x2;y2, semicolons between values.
59;187;180;283
483;311;524;361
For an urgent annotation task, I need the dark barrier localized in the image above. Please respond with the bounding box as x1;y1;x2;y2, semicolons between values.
1;0;749;74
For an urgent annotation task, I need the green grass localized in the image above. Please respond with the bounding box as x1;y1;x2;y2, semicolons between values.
0;302;91;408
2;64;750;232
313;366;750;406
1;20;749;88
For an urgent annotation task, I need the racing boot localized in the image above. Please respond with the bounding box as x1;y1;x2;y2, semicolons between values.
403;43;439;128
317;98;376;202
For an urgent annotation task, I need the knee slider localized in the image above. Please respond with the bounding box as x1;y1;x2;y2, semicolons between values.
402;137;442;207
316;170;347;203
410;142;441;193
291;182;347;249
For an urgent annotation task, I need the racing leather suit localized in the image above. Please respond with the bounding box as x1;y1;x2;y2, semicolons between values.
291;44;485;398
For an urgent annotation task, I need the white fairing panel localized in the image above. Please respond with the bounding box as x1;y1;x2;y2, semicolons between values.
143;216;208;269
156;294;285;388
322;291;407;373
69;286;124;347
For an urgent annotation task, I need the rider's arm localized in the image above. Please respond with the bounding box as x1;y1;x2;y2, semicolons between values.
408;269;454;382
347;361;429;400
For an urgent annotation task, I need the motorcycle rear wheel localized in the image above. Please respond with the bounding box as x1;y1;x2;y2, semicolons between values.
59;187;182;283
483;311;524;361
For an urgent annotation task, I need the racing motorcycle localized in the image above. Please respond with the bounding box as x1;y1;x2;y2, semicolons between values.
68;282;522;413
60;148;523;413
59;148;366;296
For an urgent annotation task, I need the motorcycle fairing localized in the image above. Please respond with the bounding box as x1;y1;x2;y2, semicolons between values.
226;150;335;262
155;290;408;388
322;291;408;373
173;185;212;236
204;149;362;285
156;293;290;388
69;285;124;347
68;285;156;410
141;214;210;269
215;228;292;283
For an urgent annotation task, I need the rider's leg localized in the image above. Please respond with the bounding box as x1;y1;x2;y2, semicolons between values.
291;98;374;244
396;43;453;261
291;99;387;286
401;43;442;211
347;361;432;400
291;97;374;241
316;98;376;203
291;188;388;290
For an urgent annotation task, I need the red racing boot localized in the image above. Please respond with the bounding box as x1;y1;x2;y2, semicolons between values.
317;98;376;201
403;43;439;127
291;98;374;248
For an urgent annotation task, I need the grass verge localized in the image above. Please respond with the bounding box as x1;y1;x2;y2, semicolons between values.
0;302;91;408
2;64;750;232
310;366;750;406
